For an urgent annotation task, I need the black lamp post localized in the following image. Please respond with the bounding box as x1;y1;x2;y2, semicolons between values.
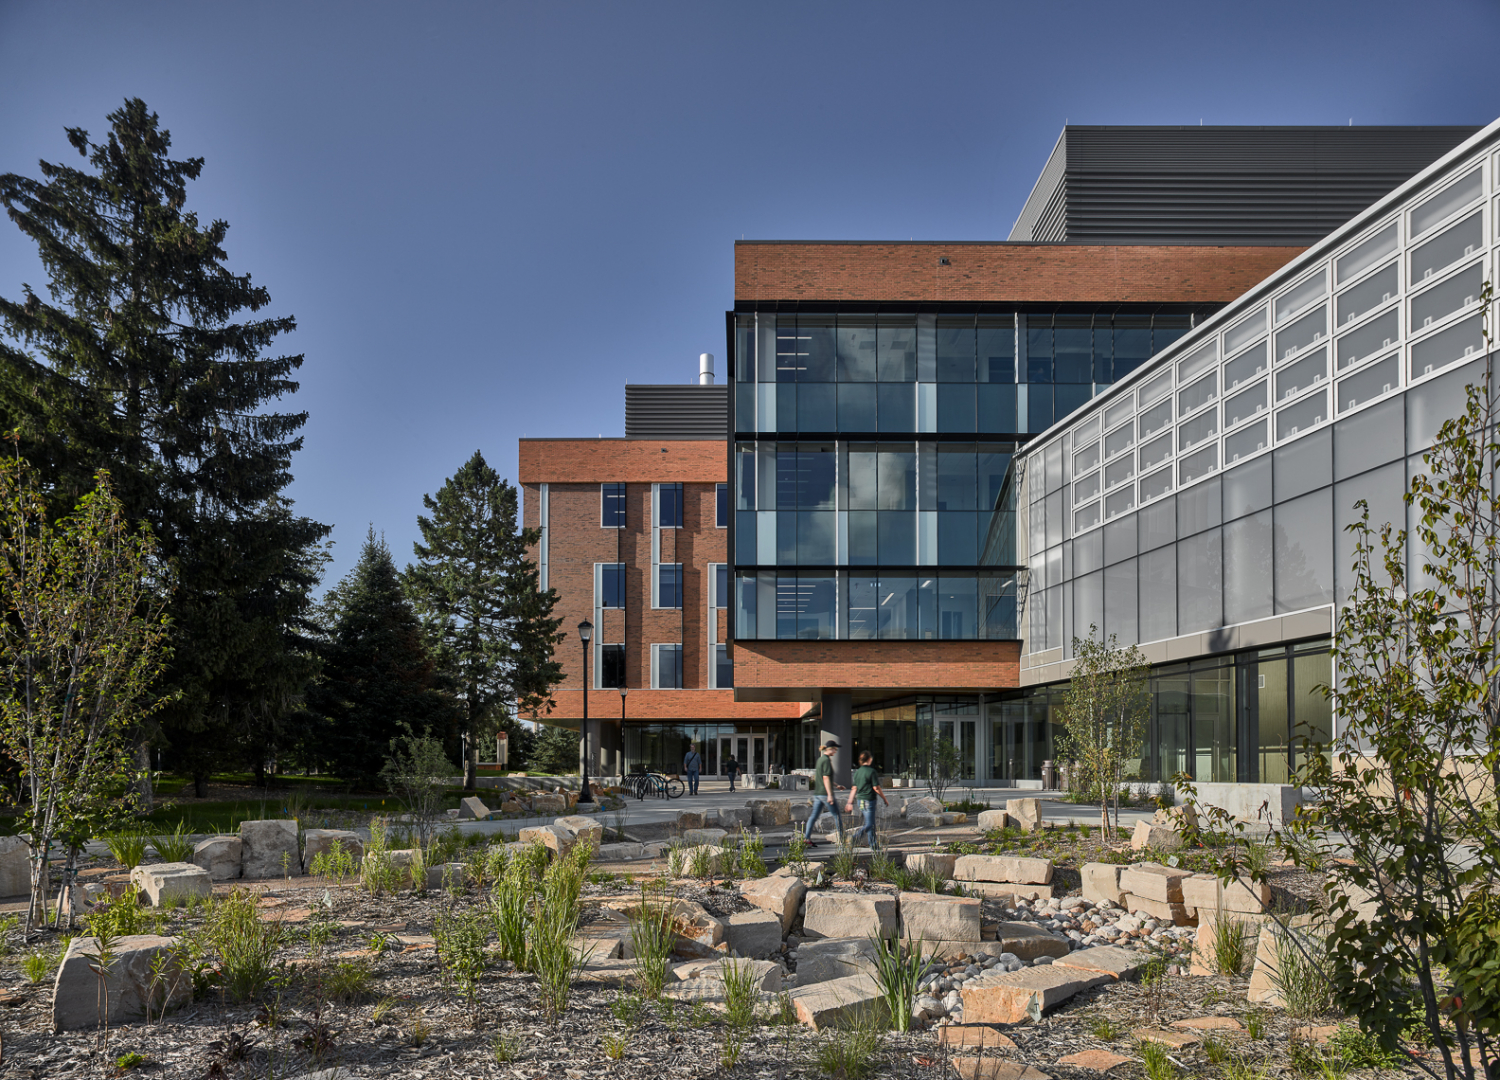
619;685;628;775
577;619;594;806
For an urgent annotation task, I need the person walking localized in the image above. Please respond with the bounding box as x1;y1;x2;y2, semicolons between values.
682;743;703;796
724;751;740;793
803;741;844;845
844;750;889;849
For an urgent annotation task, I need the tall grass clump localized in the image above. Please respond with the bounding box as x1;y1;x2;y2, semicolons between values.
1268;924;1335;1020
720;959;761;1068
815;1012;883;1079
738;830;768;878
1208;914;1252;976
152;822;194;864
490;848;535;965
207;889;287;1001
105;831;147;870
525;841;592;1019
628;886;676;999
868;935;924;1033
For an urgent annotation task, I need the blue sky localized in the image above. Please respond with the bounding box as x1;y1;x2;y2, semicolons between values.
3;0;1499;588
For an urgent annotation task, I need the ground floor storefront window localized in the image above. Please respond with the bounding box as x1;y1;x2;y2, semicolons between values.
621;723;786;776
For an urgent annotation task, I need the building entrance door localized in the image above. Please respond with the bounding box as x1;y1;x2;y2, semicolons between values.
935;718;977;781
720;735;766;779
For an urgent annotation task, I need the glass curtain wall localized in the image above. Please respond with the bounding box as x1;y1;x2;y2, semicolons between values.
732;309;1196;642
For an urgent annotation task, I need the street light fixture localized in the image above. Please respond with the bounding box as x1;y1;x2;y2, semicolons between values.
619;685;628;775
577;620;594;806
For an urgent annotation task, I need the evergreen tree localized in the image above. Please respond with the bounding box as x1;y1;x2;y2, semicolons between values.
306;530;455;783
0;99;327;797
404;451;563;788
530;723;582;776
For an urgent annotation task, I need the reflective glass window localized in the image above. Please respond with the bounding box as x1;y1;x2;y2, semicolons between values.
1336;309;1399;370
1105;455;1135;490
1275;273;1326;325
878;576;918;639
658;564;683;609
1027;386;1054;432
1224;511;1273;624
1138;431;1173;471
1337;355;1399;413
1105;423;1134;459
1275;392;1327;441
715;644;733;688
1074;570;1103;640
1334;459;1405;604
878;318;917;381
1138;495;1176;551
1105;558;1138;646
878;447;916;509
1105;486;1136;519
1139;546;1177;641
715;564;729;608
938;384;977;432
847;510;877;565
797;511;835;564
936;318;976;382
1275;305;1326;361
1178;371;1218;415
978;384;1018;432
1224;341;1269;390
1104;397;1135;432
798;384;836;431
1139;397;1173;438
1410;211;1482;283
1075;528;1103;574
939;576;978;639
1275;347;1328;403
1407;357;1482;451
736;510;756;562
798;317;836;382
716;483;729;528
1178;528;1224;633
1274;488;1333;613
658;483;683;527
878;383;915;432
1178;444;1218;484
1073;440;1101;475
937;446;977;510
602;482;626;527
1055;384;1091;421
1177;341;1217;382
1027;321;1053;382
938;512;979;564
1113;318;1151;381
838;383;877;431
1139;464;1173;502
978;317;1015;382
979;572;1016;638
1177;475;1222;535
653;644;683;688
1054;319;1092;382
1411;262;1484;331
1092;324;1114;383
1334;394;1404;481
978;445;1013;512
1178;410;1217;452
1074;501;1101;533
1225;380;1268;428
1273;426;1331;501
1154;317;1191;354
1225;420;1268;464
1411;167;1482;236
1336;262;1398;327
836;317;878;381
847;575;877;639
601;563;625;608
878;512;915;564
1410;314;1484;379
1104;514;1137;565
1140;368;1174;405
602;644;625;689
1336;222;1398;285
1224;308;1267;354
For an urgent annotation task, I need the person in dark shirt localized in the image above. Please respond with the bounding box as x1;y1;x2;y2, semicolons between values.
724;752;740;793
844;750;889;849
802;741;844;845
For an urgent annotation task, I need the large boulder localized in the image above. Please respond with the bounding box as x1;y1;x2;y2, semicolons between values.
722;910;783;959
976;809;1011;832
129;863;211;906
904;795;943;816
301;830;363;875
426;862;469;891
748;800;792;828
53;934;191;1030
676;810;707;831
899;891;981;945
1181;873;1271;914
802;892;897;941
1130;820;1183;853
793;937;879;983
518;824;575;855
596;842;646;861
238;819;300;880
192;836;242;882
993;921;1071;962
961;965;1111;1024
1006;799;1042;833
789;972;887;1030
457;796;492;821
1080;862;1125;907
1119;864;1191;904
674;958;782;992
362;848;422;888
718;807;753;829
953;855;1053;885
739;872;808;933
0;835;30;897
1053;946;1148;981
681;828;728;847
530;792;567;815
904;853;957;879
555;816;604;847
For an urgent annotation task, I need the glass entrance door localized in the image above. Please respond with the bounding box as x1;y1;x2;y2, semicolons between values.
720;735;767;779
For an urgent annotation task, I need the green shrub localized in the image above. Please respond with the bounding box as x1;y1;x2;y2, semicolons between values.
206;888;287;1001
152;822;194;863
1137;1038;1177;1080
628;888;675;999
105;831;148;870
1269;924;1335;1020
815;1014;882;1080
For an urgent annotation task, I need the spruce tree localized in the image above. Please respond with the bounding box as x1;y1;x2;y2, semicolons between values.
307;530;455;783
0;100;327;794
404;451;564;788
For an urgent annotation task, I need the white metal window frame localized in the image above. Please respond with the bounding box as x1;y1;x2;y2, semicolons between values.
650;643;683;690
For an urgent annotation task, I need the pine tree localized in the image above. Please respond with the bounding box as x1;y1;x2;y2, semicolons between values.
0;100;327;795
404;451;564;788
307;530;456;783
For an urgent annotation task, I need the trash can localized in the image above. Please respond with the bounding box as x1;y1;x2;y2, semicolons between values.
1041;759;1057;790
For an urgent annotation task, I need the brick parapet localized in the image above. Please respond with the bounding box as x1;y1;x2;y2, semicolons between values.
732;639;1022;701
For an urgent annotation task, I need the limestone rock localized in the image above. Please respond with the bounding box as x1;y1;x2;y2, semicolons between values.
458;796;491;820
555;815;604;846
1247;917;1325;1004
950;1059;1052;1080
301;830;363;875
718;807;753;829
953;855;1053;885
238;819;300;879
530;792;567;815
192;836;242;882
1056;1049;1131;1072
976;809;1011;832
1080;862;1125;907
674;957;782;992
904;852;958;879
904;795;944;816
52;934;190;1030
1006;798;1042;832
749;799;792;827
129;863;211;906
905;813;944;828
722;910;783;959
739;872;807;933
899;891;981;944
681;827;728;846
789;972;887;1030
1130;820;1183;853
794;936;879;983
518;823;575;854
960;964;1111;1024
1119;863;1191;904
676;810;707;831
0;835;30;897
596;842;646;861
993;921;1071;962
1053;945;1147;981
1181;873;1271;913
425;862;469;891
1122;894;1195;926
801;891;897;940
955;882;1054;902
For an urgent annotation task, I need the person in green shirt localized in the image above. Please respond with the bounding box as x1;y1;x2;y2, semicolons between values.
802;741;844;845
844;750;889;849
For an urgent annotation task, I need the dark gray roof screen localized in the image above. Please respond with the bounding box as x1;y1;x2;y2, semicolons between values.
1009;126;1482;245
624;385;728;439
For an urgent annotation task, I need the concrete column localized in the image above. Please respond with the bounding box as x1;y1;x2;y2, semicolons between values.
821;692;853;787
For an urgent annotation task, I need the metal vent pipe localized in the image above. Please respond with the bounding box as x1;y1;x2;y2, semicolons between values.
698;353;715;385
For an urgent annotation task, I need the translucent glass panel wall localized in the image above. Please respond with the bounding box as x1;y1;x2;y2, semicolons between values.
734;569;1017;641
1021;138;1500;657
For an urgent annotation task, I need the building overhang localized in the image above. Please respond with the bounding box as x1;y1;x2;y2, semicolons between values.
731;639;1021;705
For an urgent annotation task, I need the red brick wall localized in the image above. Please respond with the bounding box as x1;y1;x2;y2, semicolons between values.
520;439;801;725
733;639;1022;701
734;242;1305;304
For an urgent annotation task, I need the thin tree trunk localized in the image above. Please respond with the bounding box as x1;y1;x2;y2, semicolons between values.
133;738;154;811
466;737;479;791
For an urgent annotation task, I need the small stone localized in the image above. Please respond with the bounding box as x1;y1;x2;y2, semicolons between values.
950;1056;1051;1080
1132;1028;1200;1048
1171;1016;1244;1031
1056;1049;1132;1072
